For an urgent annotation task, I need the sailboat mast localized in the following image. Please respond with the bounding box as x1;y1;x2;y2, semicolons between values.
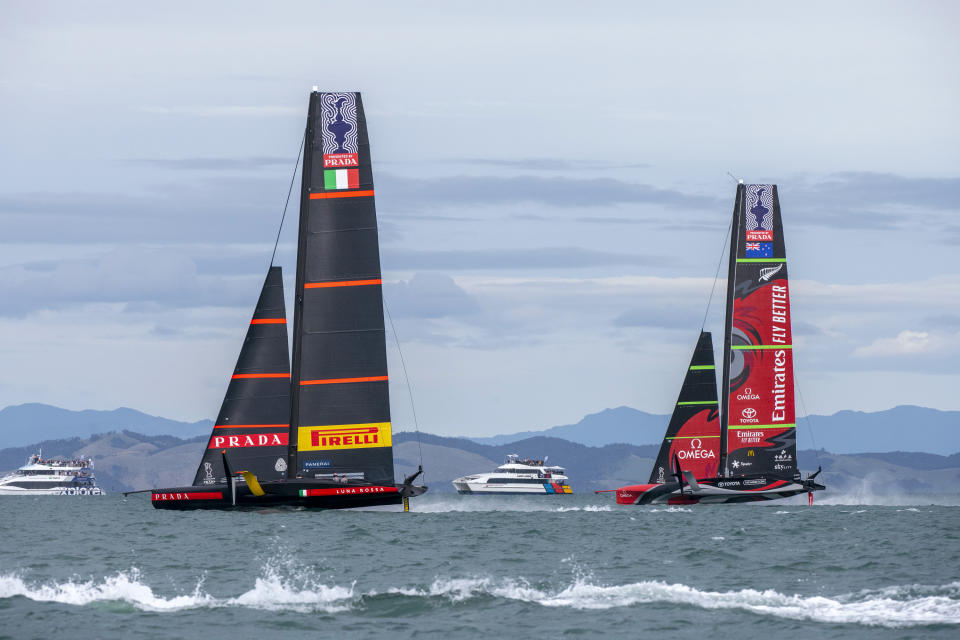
287;94;318;474
718;183;744;477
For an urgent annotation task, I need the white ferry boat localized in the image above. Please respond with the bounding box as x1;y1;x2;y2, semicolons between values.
452;454;572;495
0;452;105;496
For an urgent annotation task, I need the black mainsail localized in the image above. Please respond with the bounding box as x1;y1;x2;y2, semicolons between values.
648;331;720;484
146;90;425;510
289;91;395;486
193;266;290;486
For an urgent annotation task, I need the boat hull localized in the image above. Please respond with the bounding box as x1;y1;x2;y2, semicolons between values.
613;475;824;505
150;480;424;511
0;485;104;496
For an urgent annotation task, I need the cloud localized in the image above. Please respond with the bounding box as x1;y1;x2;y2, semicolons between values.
140;105;300;118
853;330;938;357
382;247;671;271
453;157;651;171
376;173;721;210
384;273;480;319
126;157;294;171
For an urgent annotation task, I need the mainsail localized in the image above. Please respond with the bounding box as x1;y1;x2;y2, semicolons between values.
193;266;291;486
649;331;721;483
289;91;395;486
719;184;797;478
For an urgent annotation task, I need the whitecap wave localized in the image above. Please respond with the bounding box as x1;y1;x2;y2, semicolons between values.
0;565;354;614
392;576;960;627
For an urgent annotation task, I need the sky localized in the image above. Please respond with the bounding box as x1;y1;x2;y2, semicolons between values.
1;1;959;438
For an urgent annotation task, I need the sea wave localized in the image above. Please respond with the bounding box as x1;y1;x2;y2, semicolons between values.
382;576;960;627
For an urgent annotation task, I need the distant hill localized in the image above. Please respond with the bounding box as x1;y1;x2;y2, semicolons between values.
3;430;959;496
467;405;959;455
0;403;211;448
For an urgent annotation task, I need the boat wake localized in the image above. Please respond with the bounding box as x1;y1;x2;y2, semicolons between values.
3;566;959;627
412;498;610;513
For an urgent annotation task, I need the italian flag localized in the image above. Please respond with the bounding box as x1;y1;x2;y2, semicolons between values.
324;168;359;190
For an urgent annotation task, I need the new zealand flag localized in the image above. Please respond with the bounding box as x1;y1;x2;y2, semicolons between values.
745;242;773;258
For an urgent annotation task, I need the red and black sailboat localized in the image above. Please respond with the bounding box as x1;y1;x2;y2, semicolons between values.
602;183;823;505
145;91;426;510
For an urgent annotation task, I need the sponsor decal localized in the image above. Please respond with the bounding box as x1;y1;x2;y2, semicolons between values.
745;242;773;258
746;229;773;241
743;478;765;486
323;168;359;190
759;264;783;282
298;423;392;451
746;184;774;232
298;486;398;497
209;433;288;449
203;461;215;485
274;457;288;473
737;387;760;401
320;92;359;169
736;430;764;444
656;466;665;483
676;437;717;461
747;449;755;456
152;492;222;501
718;481;741;488
774;451;792;462
55;487;104;496
740;408;759;423
303;460;331;469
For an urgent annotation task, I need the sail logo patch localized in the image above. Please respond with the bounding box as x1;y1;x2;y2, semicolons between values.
746;184;774;233
209;433;289;449
745;242;773;258
320;92;359;169
759;264;783;281
298;423;392;451
323;168;359;190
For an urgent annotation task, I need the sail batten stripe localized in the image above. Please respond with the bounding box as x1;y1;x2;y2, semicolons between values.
730;344;792;350
305;279;382;289
250;318;287;324
231;373;290;379
736;258;787;263
676;401;718;405
665;435;721;439
309;190;375;200
689;365;715;370
728;424;796;429
300;375;388;386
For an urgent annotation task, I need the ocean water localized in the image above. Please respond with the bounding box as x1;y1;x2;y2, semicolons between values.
1;493;958;639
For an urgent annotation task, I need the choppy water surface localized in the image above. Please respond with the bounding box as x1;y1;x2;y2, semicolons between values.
1;493;958;639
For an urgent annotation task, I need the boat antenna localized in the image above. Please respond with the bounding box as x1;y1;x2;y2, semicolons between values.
699;212;734;331
725;171;740;183
384;301;426;482
269;131;306;267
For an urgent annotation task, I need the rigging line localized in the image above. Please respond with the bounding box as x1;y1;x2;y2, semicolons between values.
795;383;823;470
269;132;306;267
383;300;426;481
700;214;734;331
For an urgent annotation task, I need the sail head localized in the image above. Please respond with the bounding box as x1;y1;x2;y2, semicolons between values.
650;331;721;483
193;266;291;486
290;91;395;486
723;184;798;478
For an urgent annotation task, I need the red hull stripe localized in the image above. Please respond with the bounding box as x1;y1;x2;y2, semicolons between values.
299;486;399;497
152;492;222;501
304;279;382;289
300;376;388;386
250;318;287;324
231;373;290;379
309;190;375;200
213;424;289;429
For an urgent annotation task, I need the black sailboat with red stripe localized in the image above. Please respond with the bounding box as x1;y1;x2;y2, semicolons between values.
599;184;824;505
146;91;426;510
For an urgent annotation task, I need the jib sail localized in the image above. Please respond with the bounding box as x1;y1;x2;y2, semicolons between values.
193;266;291;486
720;184;797;478
289;91;395;486
649;331;721;483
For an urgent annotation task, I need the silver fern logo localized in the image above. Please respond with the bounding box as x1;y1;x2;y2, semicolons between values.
759;264;783;281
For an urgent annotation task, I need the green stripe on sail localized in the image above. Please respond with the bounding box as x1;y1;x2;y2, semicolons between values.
737;258;787;263
666;435;720;439
731;344;792;350
323;170;337;190
728;424;796;430
676;401;718;405
689;365;715;370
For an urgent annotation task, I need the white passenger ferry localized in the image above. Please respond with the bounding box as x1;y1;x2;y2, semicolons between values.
452;454;572;495
0;452;105;496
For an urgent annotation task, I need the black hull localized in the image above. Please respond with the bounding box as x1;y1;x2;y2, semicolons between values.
151;480;425;511
612;474;825;505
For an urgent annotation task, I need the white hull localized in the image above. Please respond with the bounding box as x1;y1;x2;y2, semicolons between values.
0;485;105;496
